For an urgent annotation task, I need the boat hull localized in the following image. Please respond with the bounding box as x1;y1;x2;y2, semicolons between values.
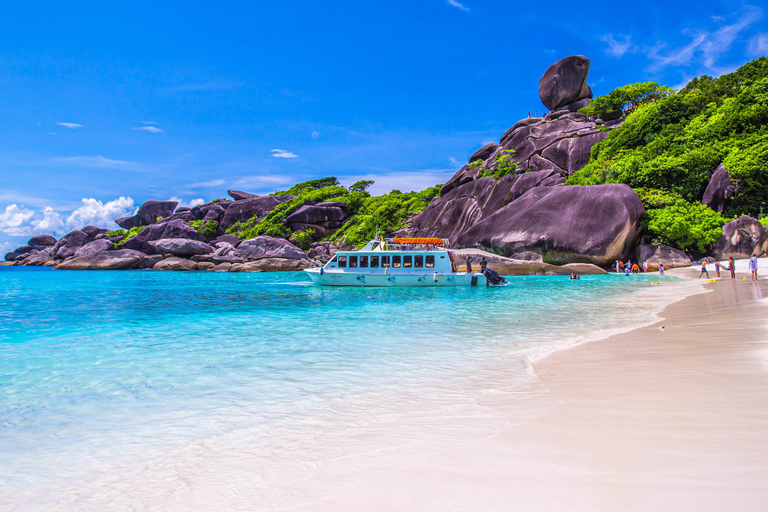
304;269;486;287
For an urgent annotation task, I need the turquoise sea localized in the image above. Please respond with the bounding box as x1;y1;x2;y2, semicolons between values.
0;267;689;510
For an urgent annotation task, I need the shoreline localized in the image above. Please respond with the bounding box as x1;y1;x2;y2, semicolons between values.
288;270;768;511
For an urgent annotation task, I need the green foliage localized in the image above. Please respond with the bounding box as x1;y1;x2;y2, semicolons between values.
348;180;374;193
187;220;220;239
645;199;727;252
633;187;684;210
230;185;349;240
291;229;315;251
274;177;340;196
114;225;147;246
478;150;519;179
760;217;768;227
467;160;483;170
211;198;229;203
568;57;768;217
579;81;673;120
329;186;441;248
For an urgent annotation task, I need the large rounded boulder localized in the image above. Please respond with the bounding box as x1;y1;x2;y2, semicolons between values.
53;230;90;259
713;215;765;259
149;238;214;258
234;236;307;261
455;184;645;265
634;244;692;271
55;249;145;270
28;235;57;246
538;55;593;111
701;164;734;213
115;200;177;229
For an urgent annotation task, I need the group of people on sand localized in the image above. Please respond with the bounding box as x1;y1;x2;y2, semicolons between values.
614;259;654;275
699;256;759;281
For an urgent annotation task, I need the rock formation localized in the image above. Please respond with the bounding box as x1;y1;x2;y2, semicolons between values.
116;200;177;229
713;215;766;259
538;55;593;112
634;244;692;271
701;164;735;213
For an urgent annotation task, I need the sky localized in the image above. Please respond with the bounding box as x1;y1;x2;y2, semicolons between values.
1;0;767;253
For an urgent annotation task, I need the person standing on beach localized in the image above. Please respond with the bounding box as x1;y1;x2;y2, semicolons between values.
466;256;473;273
729;257;736;279
642;260;648;273
749;255;758;281
714;260;721;278
480;257;488;272
659;263;665;275
632;262;639;274
699;261;709;279
615;260;620;273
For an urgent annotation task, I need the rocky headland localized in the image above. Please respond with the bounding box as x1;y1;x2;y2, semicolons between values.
5;55;767;274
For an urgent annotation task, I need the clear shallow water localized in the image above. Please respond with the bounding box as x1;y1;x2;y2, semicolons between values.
0;267;693;510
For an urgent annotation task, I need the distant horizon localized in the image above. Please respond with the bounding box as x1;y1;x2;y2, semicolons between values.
2;0;767;252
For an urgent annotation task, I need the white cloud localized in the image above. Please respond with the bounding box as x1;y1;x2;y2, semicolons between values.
134;126;165;133
189;179;226;188
342;170;455;196
446;0;469;12
169;197;205;208
56;122;83;129
647;6;763;73
56;156;133;168
65;197;136;230
600;34;634;58
311;131;320;139
270;149;298;159
0;204;36;236
35;207;65;233
0;241;14;255
748;33;768;56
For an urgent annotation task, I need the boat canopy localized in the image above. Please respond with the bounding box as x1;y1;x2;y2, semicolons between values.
389;237;447;246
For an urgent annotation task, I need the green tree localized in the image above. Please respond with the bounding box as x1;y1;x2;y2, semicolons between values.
579;81;673;121
348;180;374;193
645;199;727;252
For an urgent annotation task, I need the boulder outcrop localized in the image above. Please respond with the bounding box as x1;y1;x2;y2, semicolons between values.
713;216;765;259
53;230;90;259
634;244;692;271
115;200;177;229
455;185;645;265
153;257;198;271
80;225;108;238
538;55;593;111
284;203;346;229
228;258;309;272
121;219;207;254
149;238;214;258
73;239;114;259
228;190;258;201
55;249;145;270
28;235;57;246
701;164;734;213
234;236;308;261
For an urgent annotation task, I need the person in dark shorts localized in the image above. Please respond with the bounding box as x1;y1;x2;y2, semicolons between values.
466;256;473;273
480;258;488;271
699;261;709;279
729;257;736;279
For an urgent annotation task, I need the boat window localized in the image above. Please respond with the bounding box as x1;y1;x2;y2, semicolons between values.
349;255;358;268
392;255;401;268
403;255;412;268
359;255;368;268
414;255;423;268
426;255;435;268
370;255;379;268
338;255;347;268
381;255;390;267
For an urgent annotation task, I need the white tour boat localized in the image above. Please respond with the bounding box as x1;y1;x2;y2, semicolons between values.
304;237;500;287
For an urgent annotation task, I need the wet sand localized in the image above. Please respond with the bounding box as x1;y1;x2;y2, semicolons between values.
292;270;768;511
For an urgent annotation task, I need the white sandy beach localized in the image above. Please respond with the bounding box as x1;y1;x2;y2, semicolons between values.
285;261;768;511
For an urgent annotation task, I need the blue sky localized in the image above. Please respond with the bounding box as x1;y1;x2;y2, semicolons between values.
1;0;766;252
